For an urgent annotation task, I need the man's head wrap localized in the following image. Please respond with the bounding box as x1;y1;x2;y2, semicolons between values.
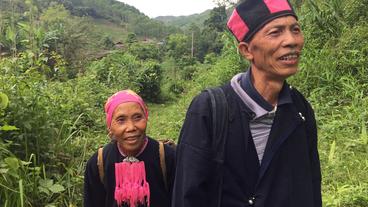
104;90;148;128
227;0;297;42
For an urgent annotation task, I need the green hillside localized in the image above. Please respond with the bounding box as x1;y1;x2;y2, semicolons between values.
0;0;179;40
155;10;211;30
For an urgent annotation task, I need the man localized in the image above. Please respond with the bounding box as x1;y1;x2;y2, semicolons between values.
172;0;322;206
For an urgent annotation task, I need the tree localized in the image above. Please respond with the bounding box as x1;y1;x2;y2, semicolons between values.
166;33;191;60
193;6;227;61
40;4;90;77
204;6;227;32
213;0;238;7
126;32;138;44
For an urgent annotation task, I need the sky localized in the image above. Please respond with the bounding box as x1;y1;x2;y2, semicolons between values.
117;0;218;18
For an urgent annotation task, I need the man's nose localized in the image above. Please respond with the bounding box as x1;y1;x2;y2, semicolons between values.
282;31;299;48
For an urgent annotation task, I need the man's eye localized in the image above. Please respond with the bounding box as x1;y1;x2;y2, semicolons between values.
292;27;301;33
268;30;280;36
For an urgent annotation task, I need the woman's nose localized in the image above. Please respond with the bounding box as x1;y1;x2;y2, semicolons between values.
125;120;136;131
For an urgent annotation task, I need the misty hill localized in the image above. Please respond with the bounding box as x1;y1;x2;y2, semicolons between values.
0;0;179;41
155;10;212;30
64;0;180;39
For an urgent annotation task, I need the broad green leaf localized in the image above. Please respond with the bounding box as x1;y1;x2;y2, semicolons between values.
0;92;9;109
39;179;53;188
0;125;19;131
4;157;19;170
49;184;65;193
0;168;9;174
38;186;51;195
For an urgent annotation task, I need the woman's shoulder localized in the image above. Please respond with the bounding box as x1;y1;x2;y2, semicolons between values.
144;137;176;158
86;142;115;165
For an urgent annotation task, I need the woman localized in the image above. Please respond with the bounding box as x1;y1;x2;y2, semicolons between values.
84;90;175;207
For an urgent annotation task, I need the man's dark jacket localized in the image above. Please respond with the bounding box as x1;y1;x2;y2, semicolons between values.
172;83;322;207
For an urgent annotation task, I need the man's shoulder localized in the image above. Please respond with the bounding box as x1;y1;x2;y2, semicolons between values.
288;85;316;121
192;83;233;103
288;86;312;106
188;83;233;113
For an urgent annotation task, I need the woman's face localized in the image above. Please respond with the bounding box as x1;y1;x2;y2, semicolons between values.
109;102;147;156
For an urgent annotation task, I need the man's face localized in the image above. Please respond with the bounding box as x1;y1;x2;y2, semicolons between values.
240;16;304;81
109;102;147;156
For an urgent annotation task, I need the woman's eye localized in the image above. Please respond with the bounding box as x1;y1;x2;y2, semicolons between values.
117;118;126;123
133;114;143;121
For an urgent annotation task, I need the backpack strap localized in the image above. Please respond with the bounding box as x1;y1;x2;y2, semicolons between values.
204;87;229;207
205;87;229;164
97;147;104;183
159;141;168;191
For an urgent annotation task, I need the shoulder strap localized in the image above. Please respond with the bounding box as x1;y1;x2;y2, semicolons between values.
97;147;104;184
205;87;229;164
205;87;229;207
159;141;168;191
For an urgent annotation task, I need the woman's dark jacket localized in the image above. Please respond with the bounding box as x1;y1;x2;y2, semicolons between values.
84;137;176;207
172;83;322;207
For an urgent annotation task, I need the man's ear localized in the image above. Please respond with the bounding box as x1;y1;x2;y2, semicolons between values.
238;42;253;61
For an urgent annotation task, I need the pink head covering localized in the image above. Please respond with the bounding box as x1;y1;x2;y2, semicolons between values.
104;90;148;129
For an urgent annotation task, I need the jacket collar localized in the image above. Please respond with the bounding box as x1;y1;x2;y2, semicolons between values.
231;70;293;120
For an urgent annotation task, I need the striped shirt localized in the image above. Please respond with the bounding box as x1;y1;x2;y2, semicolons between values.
230;70;292;163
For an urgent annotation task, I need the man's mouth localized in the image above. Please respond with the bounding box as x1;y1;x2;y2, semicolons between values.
279;52;299;61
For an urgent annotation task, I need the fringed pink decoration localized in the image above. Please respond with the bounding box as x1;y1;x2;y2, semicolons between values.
115;161;150;207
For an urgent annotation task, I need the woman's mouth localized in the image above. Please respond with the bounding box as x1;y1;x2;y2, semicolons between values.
124;135;140;143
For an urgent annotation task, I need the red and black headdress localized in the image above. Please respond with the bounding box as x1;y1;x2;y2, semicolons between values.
227;0;297;42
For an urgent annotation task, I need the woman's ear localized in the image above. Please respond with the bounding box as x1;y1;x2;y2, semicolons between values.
108;130;113;140
238;42;253;61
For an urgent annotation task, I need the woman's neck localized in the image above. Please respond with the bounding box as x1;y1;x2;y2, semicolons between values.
117;137;148;157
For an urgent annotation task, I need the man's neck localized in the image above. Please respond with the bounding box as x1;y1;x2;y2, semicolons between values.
251;69;285;106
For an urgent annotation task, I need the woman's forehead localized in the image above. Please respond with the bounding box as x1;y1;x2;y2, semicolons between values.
113;102;144;116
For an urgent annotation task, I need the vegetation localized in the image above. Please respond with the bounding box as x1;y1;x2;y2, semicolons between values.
155;10;212;30
1;0;368;206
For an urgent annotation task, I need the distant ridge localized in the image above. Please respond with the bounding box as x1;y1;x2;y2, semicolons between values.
155;10;211;29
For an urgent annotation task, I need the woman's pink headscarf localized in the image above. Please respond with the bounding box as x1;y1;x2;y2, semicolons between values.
104;90;148;129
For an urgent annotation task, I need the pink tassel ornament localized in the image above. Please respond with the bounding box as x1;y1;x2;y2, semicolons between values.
114;160;150;207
